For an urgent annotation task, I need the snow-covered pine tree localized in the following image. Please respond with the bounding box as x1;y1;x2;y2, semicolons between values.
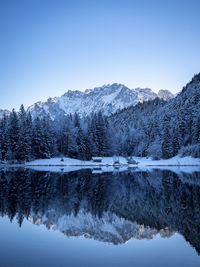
25;112;33;160
32;117;46;158
162;115;173;159
0;114;9;160
17;105;32;162
96;112;110;156
87;114;98;157
41;115;58;158
172;129;180;156
192;116;200;144
6;109;19;161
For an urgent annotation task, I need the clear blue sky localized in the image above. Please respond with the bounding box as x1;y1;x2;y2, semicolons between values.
1;0;200;110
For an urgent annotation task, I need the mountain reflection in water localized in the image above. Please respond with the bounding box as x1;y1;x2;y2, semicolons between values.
0;169;200;254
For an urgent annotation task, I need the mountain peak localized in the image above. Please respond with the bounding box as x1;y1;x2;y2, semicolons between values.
158;89;174;101
27;84;174;119
62;90;84;98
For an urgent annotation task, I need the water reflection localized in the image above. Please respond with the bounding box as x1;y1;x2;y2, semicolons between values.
0;169;200;254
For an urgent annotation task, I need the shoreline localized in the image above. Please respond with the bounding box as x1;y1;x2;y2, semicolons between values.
1;155;200;167
2;163;200;167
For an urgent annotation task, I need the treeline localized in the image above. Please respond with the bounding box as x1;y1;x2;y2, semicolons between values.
1;73;200;162
0;105;113;162
110;74;200;159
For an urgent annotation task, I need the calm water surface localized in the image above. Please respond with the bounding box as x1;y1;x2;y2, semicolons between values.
0;168;200;267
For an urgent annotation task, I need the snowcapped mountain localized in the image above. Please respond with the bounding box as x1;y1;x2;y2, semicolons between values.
27;83;174;119
157;89;174;101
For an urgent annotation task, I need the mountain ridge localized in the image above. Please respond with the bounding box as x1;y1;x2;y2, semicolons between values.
26;83;174;119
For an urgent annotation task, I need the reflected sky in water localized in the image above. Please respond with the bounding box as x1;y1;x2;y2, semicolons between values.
0;168;200;267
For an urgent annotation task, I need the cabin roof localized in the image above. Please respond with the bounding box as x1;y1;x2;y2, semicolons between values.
92;157;103;160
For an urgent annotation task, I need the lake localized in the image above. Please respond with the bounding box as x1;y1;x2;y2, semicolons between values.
0;168;200;266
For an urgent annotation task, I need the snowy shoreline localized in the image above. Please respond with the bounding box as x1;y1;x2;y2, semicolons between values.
1;155;200;167
1;156;200;174
22;156;200;171
24;156;200;166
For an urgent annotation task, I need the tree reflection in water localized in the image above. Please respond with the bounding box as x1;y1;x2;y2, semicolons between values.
0;169;200;254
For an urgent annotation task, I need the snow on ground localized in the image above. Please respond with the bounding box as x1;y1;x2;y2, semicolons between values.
26;156;128;166
26;157;82;166
133;156;200;166
24;156;200;174
26;156;200;167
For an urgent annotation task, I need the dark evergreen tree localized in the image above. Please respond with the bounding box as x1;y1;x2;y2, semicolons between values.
32;117;45;158
17;105;32;161
0;114;9;160
192;116;200;144
177;115;186;147
172;131;180;156
162;118;173;159
6;109;19;160
88;115;98;157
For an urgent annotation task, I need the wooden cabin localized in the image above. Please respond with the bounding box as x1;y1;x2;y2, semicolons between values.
92;157;103;163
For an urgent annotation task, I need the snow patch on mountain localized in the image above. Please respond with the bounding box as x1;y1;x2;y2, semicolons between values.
27;83;174;119
158;89;174;101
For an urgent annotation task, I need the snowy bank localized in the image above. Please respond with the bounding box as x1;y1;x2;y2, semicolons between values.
133;156;200;166
25;157;128;166
25;156;200;167
24;156;200;174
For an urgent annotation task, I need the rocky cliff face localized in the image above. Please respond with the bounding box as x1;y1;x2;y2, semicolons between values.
157;89;174;101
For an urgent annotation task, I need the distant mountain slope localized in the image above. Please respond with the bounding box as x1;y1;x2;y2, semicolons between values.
27;83;173;119
110;73;200;158
157;89;174;101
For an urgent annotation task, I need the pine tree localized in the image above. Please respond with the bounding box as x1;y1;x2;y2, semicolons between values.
162;115;172;159
162;126;173;159
96;112;110;156
177;115;186;147
0;114;9;160
172;132;180;156
6;109;19;160
17;105;32;161
41;116;55;159
88;115;98;157
25;112;33;160
192;116;200;144
32;117;44;158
